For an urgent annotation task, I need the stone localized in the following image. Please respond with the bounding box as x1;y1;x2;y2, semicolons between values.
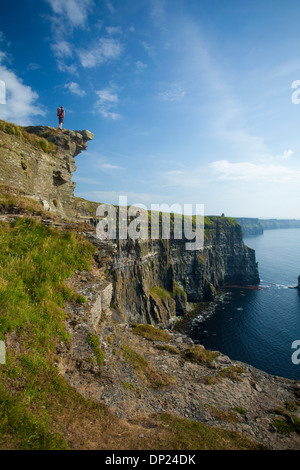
254;383;262;392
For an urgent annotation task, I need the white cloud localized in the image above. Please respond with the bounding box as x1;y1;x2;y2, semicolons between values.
0;51;6;64
26;63;41;71
157;82;186;102
50;40;73;59
78;37;123;68
0;31;10;47
210;160;300;183
0;64;45;125
96;89;119;104
102;163;123;170
150;0;167;31
105;26;122;35
96;108;121;121
105;0;116;14
46;0;94;28
135;60;148;73
164;168;209;188
94;87;121;120
282;149;293;159
46;0;94;72
141;41;155;58
65;82;86;96
57;61;78;75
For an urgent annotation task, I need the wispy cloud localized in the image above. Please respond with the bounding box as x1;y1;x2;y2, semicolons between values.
176;17;279;163
150;0;167;31
46;0;94;28
78;37;123;68
105;0;115;14
210;160;300;183
141;41;155;58
64;81;86;97
105;26;122;36
102;163;123;170
46;0;94;71
94;86;121;120
164;168;210;188
26;62;41;71
135;60;148;73
50;40;73;59
157;82;186;102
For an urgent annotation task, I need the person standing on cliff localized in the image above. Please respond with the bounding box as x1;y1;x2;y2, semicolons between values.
57;106;65;129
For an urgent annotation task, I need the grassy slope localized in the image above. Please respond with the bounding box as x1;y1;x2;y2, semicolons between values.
0;214;264;450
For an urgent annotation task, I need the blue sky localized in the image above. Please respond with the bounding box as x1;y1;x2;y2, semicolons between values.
1;0;300;218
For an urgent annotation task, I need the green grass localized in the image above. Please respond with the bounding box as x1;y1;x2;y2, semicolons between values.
153;413;267;450
150;283;187;307
0;185;51;217
232;406;248;415
0;217;96;449
150;285;173;303
132;324;172;343
121;344;175;389
0;120;57;154
87;333;105;367
183;345;219;364
217;366;245;382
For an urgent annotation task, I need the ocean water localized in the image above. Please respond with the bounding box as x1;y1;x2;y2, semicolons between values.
188;228;300;380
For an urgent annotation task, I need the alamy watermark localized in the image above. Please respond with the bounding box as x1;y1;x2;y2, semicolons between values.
291;340;300;365
0;80;6;105
0;341;5;364
95;197;204;251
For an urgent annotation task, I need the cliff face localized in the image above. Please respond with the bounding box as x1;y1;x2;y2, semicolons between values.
170;221;259;301
0;121;259;325
235;217;264;236
0;121;93;219
235;217;300;235
97;218;259;325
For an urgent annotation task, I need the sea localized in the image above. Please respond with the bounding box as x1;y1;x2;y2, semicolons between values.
188;228;300;380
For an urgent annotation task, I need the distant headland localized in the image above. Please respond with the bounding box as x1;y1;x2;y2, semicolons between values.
235;217;300;236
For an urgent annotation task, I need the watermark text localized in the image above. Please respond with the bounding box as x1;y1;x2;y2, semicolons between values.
0;341;5;364
0;80;6;105
95;197;204;251
291;340;300;365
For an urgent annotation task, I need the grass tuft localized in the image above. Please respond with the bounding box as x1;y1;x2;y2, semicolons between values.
132;324;172;343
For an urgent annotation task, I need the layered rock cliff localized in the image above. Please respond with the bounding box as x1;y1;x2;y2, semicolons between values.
84;215;259;325
0;121;93;219
103;218;259;324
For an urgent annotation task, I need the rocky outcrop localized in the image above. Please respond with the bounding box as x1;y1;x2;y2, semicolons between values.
0;121;93;219
88;218;260;325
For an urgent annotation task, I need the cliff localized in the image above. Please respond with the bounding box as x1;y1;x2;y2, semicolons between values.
1;122;300;451
0;120;93;219
95;217;259;325
0;121;259;326
261;219;300;230
235;217;264;236
235;217;300;236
